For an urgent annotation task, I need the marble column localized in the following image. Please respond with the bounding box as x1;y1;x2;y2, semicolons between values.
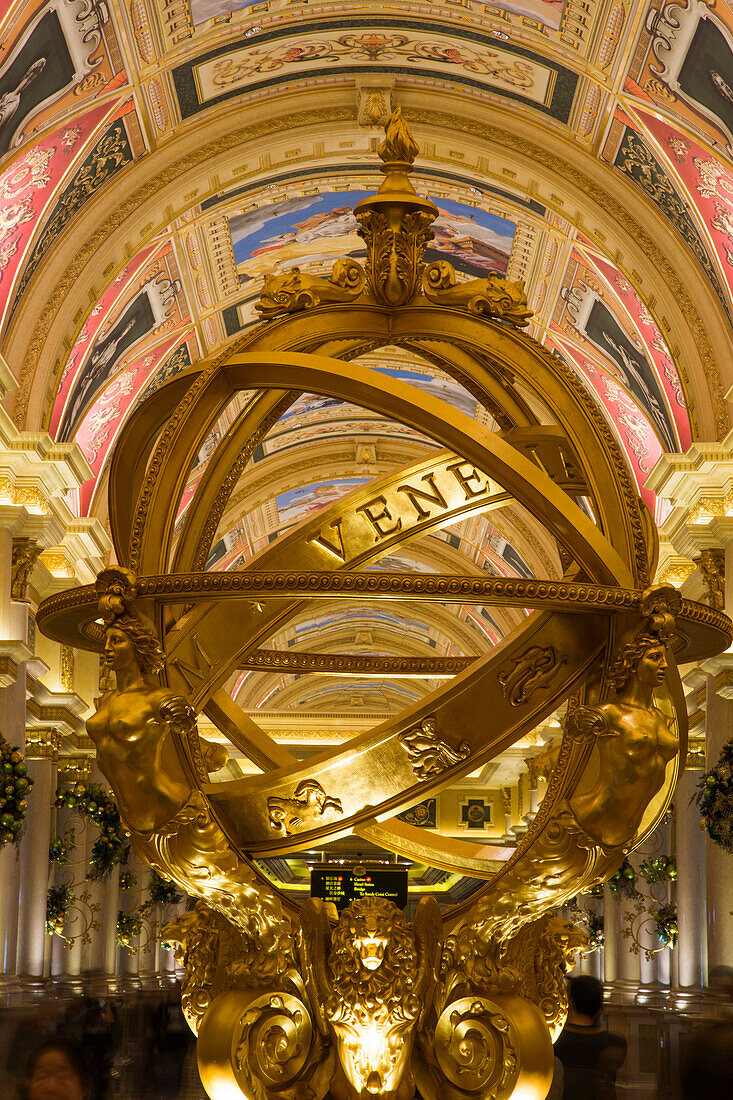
603;882;619;987
703;676;733;982
0;841;20;997
48;800;84;993
674;765;707;999
635;830;664;1002
611;890;641;1002
100;870;121;989
15;738;57;986
120;853;150;988
82;763;113;990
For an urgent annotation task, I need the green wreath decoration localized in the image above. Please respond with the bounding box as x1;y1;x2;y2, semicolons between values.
48;784;184;946
608;857;639;899
586;912;604;951
46;884;74;936
639;855;677;884
54;782;129;879
695;736;733;852
116;910;143;949
654;902;678;947
0;733;33;845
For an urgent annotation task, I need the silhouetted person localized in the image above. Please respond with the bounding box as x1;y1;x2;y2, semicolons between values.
80;1000;116;1100
21;1039;90;1100
5;1005;60;1090
554;976;626;1100
148;988;190;1099
680;1020;733;1099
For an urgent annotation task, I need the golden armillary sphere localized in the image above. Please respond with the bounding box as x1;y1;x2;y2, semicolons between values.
38;108;730;1100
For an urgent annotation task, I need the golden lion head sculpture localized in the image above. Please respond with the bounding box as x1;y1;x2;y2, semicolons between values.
327;895;421;1027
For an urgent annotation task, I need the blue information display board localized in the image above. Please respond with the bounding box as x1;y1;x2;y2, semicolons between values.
310;866;408;912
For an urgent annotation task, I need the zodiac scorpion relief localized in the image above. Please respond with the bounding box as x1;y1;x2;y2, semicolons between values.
79;566;689;1100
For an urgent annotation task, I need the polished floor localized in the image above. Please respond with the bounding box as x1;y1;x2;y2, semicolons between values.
1;988;732;1100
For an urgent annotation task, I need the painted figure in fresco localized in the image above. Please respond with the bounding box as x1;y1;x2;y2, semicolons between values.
0;59;46;132
61;319;137;438
568;621;679;849
86;569;293;979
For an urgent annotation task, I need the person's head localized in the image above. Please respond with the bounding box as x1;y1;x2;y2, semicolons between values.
24;1040;90;1100
567;975;604;1021
608;632;670;693
103;613;164;675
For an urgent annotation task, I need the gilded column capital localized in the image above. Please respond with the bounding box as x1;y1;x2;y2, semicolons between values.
57;755;92;784
25;728;60;762
11;537;42;601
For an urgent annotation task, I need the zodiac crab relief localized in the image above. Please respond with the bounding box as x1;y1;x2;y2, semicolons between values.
267;779;344;835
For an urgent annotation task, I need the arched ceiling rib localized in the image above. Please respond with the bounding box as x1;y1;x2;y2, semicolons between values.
2;0;732;452
3;0;733;739
11;0;733;895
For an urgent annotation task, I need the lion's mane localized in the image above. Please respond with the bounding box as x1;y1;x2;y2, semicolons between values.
327;896;420;1025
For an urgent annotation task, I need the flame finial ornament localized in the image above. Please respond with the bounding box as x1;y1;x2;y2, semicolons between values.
377;104;419;165
354;106;438;307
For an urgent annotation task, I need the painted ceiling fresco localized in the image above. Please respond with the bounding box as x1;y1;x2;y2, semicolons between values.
628;0;733;153
4;0;733;737
187;1;568;32
6;0;710;519
229;192;516;283
0;3;721;546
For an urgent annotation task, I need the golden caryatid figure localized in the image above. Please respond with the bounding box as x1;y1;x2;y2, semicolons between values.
88;568;295;985
568;600;680;848
37;108;732;1100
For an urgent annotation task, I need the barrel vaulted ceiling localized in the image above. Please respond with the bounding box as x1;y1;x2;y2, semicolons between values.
3;1;733;839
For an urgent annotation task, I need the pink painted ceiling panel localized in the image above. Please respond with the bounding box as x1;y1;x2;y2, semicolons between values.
582;248;691;449
634;107;733;310
50;241;163;437
52;240;190;444
76;330;195;515
547;334;662;512
0;99;115;327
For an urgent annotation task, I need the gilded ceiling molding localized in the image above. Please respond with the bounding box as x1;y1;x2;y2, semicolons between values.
405;104;729;441
9;104;357;429
5;96;728;442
